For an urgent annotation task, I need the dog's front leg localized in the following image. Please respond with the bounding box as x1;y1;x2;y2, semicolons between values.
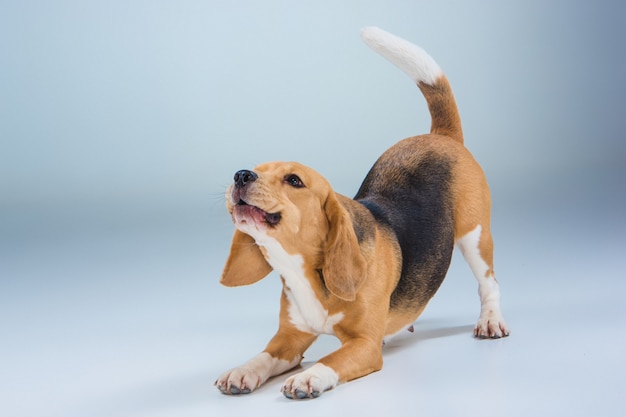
215;308;317;395
281;336;383;399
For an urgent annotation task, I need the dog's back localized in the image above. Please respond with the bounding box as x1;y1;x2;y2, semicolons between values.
356;141;456;311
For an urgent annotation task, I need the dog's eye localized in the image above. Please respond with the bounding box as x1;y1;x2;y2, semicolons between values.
284;174;305;188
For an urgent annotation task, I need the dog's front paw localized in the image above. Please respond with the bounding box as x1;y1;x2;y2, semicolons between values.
215;367;263;395
281;363;339;400
474;313;510;339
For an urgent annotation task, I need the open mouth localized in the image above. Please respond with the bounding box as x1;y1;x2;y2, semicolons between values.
235;199;282;226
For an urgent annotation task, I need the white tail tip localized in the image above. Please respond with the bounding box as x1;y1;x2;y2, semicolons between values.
360;26;442;86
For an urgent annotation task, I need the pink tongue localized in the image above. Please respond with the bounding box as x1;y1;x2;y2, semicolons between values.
237;204;280;225
235;204;266;223
247;205;267;223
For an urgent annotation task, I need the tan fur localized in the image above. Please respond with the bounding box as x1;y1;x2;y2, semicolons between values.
321;193;369;301
265;292;318;363
418;77;464;143
216;46;508;398
221;230;272;286
385;306;428;337
220;165;403;383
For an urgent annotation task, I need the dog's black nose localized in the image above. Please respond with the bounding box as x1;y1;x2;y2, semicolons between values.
234;169;258;188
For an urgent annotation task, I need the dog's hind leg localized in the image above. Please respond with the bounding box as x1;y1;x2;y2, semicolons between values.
456;224;510;339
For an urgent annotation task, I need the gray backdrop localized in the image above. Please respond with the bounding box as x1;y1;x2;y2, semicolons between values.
1;1;625;416
2;1;624;217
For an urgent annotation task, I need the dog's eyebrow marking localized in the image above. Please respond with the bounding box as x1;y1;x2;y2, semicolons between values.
258;235;344;335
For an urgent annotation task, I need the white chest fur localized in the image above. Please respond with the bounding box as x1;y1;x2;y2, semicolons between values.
255;236;343;335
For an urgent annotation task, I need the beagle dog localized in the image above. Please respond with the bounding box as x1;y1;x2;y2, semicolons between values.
215;27;509;400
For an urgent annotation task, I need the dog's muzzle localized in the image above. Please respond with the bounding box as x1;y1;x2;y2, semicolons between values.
230;169;282;227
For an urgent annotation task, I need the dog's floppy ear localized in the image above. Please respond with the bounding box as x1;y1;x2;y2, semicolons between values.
220;230;273;286
322;193;367;301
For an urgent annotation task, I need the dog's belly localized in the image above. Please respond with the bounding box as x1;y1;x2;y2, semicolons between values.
384;305;427;339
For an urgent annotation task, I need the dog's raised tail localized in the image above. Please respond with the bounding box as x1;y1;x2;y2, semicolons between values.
360;26;463;144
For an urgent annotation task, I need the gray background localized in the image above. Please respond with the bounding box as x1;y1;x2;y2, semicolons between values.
1;1;625;416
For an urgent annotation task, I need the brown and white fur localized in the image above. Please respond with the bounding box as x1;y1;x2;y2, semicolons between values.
215;27;509;400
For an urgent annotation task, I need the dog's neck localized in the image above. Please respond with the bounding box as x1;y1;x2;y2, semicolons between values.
253;234;343;335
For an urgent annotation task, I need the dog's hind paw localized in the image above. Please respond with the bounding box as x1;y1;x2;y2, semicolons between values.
474;314;510;339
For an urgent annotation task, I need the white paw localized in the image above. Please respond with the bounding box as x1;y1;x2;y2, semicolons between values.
216;352;302;395
281;363;338;400
215;366;264;395
474;312;510;339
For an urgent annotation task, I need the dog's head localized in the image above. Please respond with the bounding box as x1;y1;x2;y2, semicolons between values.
220;161;367;301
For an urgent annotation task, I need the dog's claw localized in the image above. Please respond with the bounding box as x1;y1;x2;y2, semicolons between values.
283;389;320;400
215;380;253;396
474;318;510;339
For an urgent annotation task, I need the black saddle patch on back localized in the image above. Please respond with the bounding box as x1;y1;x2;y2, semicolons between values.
355;148;455;310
